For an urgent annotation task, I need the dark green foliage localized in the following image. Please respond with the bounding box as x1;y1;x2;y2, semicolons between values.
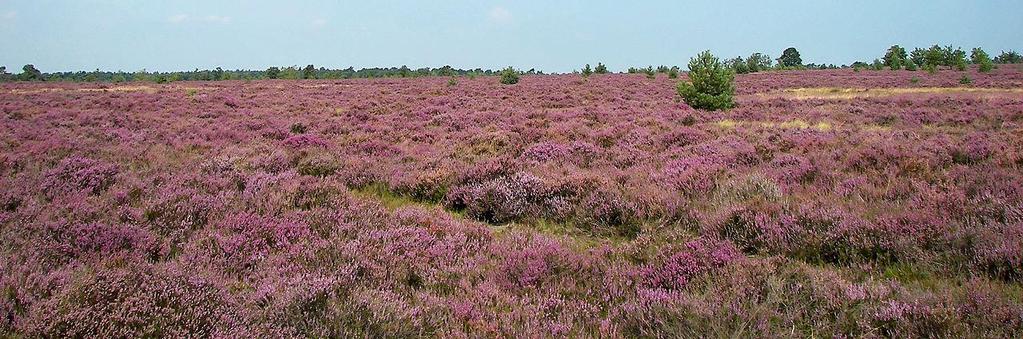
944;45;967;70
594;63;608;74
677;51;735;111
266;67;281;79
667;67;679;79
20;64;43;81
778;47;802;67
500;67;519;85
924;45;945;69
302;65;316;79
871;59;884;71
727;57;750;74
643;66;656;79
910;48;927;67
746;53;773;72
0;66;10;82
972;48;995;73
970;48;989;64
883;45;907;70
581;64;592;77
905;61;917;71
959;75;972;85
994;50;1021;64
290;122;307;134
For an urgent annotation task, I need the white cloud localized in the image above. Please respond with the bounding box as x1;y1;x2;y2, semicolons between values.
311;18;327;28
202;15;232;24
488;6;512;24
167;14;231;24
167;14;188;23
2;10;17;21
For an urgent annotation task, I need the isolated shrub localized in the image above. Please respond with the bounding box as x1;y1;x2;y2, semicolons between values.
667;67;679;79
905;62;918;71
500;67;519;85
677;50;735;111
581;64;592;77
643;66;656;79
289;122;307;134
960;75;972;85
594;62;608;74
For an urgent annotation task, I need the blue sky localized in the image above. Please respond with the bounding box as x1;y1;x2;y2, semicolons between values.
0;0;1020;73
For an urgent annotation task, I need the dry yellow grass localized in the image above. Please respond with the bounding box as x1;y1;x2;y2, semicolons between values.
5;85;215;95
715;118;832;131
760;87;1023;99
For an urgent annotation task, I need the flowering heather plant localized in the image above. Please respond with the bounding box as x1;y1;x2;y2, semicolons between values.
3;69;1023;336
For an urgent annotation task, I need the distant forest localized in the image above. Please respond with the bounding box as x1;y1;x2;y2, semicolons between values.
1;45;1019;83
0;65;549;83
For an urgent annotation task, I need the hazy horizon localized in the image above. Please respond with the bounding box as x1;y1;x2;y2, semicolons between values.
1;0;1021;73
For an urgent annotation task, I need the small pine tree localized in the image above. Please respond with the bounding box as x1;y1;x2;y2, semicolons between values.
979;59;994;73
594;63;608;74
667;67;679;79
644;66;656;79
905;62;917;71
959;75;972;85
582;64;593;77
677;51;735;111
500;67;519;85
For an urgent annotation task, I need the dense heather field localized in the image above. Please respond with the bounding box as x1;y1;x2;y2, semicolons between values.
2;67;1023;337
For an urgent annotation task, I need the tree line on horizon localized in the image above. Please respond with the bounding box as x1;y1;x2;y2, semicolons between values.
0;65;547;83
1;46;1020;83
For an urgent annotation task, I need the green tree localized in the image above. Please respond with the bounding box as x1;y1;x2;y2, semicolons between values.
727;56;749;74
581;64;593;77
970;47;989;64
924;45;944;69
777;47;802;68
745;53;772;72
677;51;735;111
667;67;679;79
871;59;884;71
20;64;43;81
971;48;994;73
594;62;608;74
500;66;519;85
994;50;1021;64
883;45;907;70
909;48;927;67
643;66;656;79
0;66;10;82
943;46;967;69
265;67;281;79
302;64;316;79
